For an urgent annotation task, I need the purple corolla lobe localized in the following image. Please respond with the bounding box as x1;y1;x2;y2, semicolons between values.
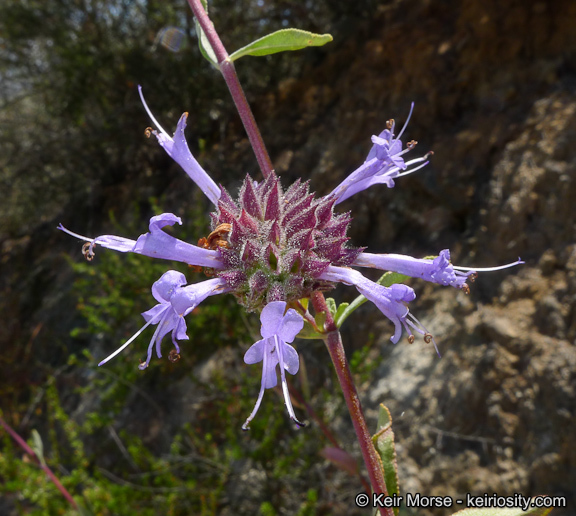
242;301;304;430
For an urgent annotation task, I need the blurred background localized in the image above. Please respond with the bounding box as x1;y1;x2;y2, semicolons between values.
1;0;575;514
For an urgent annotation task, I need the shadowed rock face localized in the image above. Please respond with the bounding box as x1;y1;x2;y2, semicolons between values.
1;0;575;513
244;0;576;512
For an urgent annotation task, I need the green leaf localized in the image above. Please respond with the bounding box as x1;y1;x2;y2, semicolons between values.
297;313;326;340
334;302;349;322
449;504;553;516
229;29;333;61
376;271;410;288
193;0;217;66
372;404;400;516
195;18;218;66
30;429;46;467
325;297;337;317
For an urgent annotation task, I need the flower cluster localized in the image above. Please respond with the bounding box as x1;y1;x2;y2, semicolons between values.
59;88;522;427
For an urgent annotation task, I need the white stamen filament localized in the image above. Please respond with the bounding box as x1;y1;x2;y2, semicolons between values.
275;335;301;426
396;102;415;142
57;224;94;243
98;319;154;366
396;156;430;178
454;259;524;272
138;85;170;139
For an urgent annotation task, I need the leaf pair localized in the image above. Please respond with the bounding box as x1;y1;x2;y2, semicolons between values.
194;0;332;66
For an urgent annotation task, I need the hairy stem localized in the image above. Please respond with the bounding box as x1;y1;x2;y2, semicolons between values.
186;0;273;179
311;292;393;516
0;416;78;510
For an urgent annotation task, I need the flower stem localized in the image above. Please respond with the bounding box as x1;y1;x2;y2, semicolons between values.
186;0;273;179
0;416;78;510
311;292;393;516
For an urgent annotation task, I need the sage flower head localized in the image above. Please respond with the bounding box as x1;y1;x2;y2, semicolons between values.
59;89;522;426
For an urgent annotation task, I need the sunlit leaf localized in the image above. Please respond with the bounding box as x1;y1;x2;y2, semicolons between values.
31;429;46;467
194;0;218;65
229;29;332;61
372;404;400;516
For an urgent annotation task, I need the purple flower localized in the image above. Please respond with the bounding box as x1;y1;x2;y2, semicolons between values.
319;265;439;352
139;86;221;205
98;270;228;369
354;249;475;291
329;103;431;203
242;301;303;430
59;213;223;269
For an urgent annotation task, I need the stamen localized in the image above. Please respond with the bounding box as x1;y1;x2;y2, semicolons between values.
82;242;95;261
144;127;153;138
396;158;430;178
168;349;181;362
396;102;415;141
98;319;154;366
386;119;394;130
461;284;470;295
291;416;306;428
407;334;415;344
407;140;418;149
138;85;170;139
453;259;523;272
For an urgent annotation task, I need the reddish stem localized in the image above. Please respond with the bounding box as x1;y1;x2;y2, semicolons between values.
0;416;78;509
186;0;273;179
311;292;393;516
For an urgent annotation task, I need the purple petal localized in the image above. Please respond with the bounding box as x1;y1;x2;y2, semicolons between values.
174;278;228;316
354;249;474;289
260;301;287;338
138;86;221;205
319;265;415;344
280;342;300;374
278;310;304;344
151;270;187;304
141;304;169;325
244;339;266;364
262;346;279;388
133;213;223;268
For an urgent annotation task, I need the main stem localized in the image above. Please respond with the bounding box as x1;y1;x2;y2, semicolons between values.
311;293;393;516
186;0;273;179
186;5;391;512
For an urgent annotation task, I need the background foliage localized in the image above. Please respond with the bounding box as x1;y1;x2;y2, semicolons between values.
1;0;575;514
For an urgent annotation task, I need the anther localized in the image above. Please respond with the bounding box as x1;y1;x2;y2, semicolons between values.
407;140;418;149
469;272;478;282
461;284;470;295
386;119;394;130
407;334;415;344
168;349;181;363
82;242;95;261
424;333;434;344
144;127;153;138
292;416;307;428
